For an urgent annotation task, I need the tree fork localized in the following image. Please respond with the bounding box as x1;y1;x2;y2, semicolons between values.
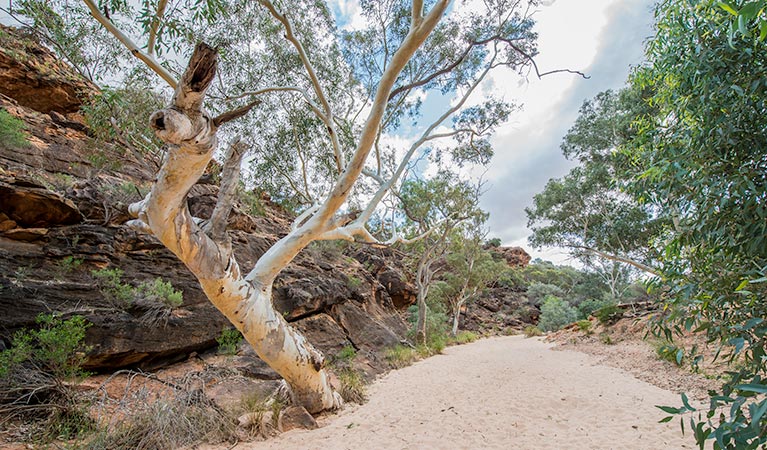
129;43;342;413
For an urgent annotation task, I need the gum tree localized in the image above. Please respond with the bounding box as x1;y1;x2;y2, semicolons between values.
62;0;574;412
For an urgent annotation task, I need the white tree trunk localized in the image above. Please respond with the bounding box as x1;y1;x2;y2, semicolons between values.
124;0;452;412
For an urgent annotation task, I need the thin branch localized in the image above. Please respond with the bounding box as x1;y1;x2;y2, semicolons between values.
205;136;247;242
222;86;323;116
147;0;169;56
212;100;260;127
505;41;589;80
570;245;660;276
80;0;177;88
259;0;344;173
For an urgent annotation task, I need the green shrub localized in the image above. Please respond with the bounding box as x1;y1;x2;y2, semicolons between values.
91;267;134;306
337;367;367;404
216;328;242;355
526;282;565;305
578;297;616;319
537;295;578;332
576;320;592;333
138;278;183;308
57;256;83;274
384;345;418;368
0;314;91;380
92;268;182;309
0;314;93;441
346;275;363;290
594;304;623;325
452;330;479;344
523;325;543;337
334;345;357;364
0;108;29;148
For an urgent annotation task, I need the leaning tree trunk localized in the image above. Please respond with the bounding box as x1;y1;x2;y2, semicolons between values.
128;44;339;412
126;0;451;413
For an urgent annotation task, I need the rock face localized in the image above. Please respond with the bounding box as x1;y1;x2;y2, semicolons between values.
492;246;531;268
0;26;414;373
0;25;98;114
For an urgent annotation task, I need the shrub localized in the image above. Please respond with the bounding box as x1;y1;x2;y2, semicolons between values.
526;282;566;305
577;297;616;319
57;256;83;275
576;320;592;333
89;390;237;448
346;275;363;290
384;345;418;368
523;325;543;337
92;268;182;310
0;314;93;441
334;345;357;364
594;304;623;325
0;108;29;148
537;295;578;332
216;328;242;355
91;268;134;306
337;367;367;404
138;278;183;308
452;331;479;344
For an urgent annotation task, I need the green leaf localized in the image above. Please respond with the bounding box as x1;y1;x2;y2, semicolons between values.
740;1;762;19
718;1;739;15
738;14;749;36
681;392;696;411
736;384;767;394
659;416;674;423
752;399;767;426
657;405;682;414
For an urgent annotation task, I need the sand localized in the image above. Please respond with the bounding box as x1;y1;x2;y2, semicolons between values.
239;336;694;450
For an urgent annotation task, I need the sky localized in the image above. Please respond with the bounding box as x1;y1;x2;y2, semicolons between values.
477;0;654;264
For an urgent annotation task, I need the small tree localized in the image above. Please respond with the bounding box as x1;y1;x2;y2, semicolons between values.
400;172;485;343
432;218;504;336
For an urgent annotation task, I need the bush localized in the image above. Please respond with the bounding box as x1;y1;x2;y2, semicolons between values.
337;367;367;404
91;268;134;306
523;325;543;337
576;320;592;333
138;278;183;308
0;108;29;148
537;295;579;332
0;314;93;441
452;331;479;344
216;328;242;355
526;282;565;305
92;268;182;310
577;297;616;319
384;345;418;369
594;304;623;325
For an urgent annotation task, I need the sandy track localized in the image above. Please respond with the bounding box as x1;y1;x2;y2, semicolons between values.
241;336;693;450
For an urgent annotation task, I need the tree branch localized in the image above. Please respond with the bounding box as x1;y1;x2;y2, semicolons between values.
80;0;177;88
147;0;169;56
259;0;344;173
204;136;247;242
245;0;452;286
212;100;260;127
570;245;660;276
